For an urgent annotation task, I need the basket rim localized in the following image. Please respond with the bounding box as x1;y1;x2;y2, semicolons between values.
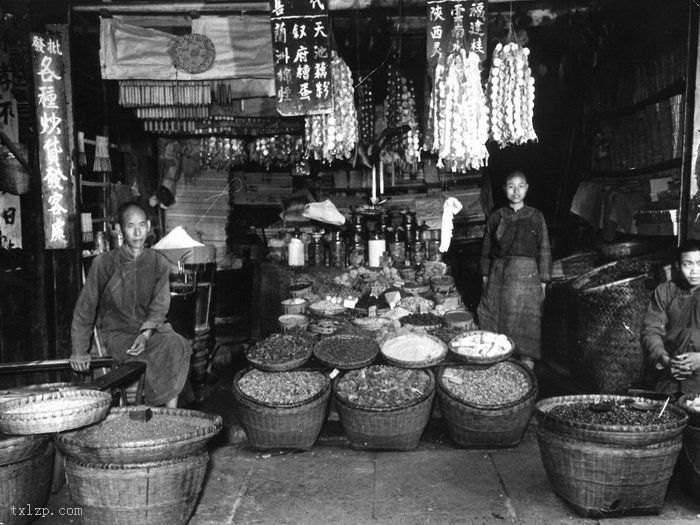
55;407;223;450
0;389;112;422
379;332;447;368
447;330;514;365
313;334;379;369
308;303;347;316
332;367;436;412
535;394;688;433
245;333;313;371
232;367;331;409
569;259;650;293
64;446;209;469
436;360;537;409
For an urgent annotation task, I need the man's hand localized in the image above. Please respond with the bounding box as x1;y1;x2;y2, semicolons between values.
671;353;700;380
126;329;152;356
70;353;91;373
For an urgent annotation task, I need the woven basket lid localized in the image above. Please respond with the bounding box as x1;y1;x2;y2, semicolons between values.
172;33;216;74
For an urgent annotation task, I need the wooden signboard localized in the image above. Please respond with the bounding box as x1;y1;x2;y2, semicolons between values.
426;0;487;75
270;0;333;116
30;32;76;249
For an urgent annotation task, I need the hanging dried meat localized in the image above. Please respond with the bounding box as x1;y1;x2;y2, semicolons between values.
426;48;489;172
382;63;421;171
200;136;247;171
487;42;537;148
305;52;358;163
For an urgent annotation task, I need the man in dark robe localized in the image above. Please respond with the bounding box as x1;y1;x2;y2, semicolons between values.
641;239;700;394
70;201;191;407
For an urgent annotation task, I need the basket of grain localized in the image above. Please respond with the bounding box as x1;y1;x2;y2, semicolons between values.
55;407;222;464
313;334;379;369
309;299;346;317
447;330;514;366
332;365;435;450
281;297;308;315
278;314;310;333
0;389;111;434
232;368;331;450
245;332;314;371
436;360;537;447
535;394;687;518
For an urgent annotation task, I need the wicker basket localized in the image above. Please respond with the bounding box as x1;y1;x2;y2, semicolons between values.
597;239;668;261
332;370;435;451
0;433;50;467
380;333;447;369
537;427;681;518
232;368;331;450
313;334;379;369
681;424;700;500
0;442;54;525
0;389;112;435
245;333;313;372
568;260;653;393
535;395;688;446
543;251;602;366
436;361;537;447
0;143;30;195
65;448;208;525
447;331;514;366
55;407;222;464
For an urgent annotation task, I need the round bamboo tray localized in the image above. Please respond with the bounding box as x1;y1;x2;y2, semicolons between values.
65;448;208;525
380;333;447;369
313;334;379;370
535;394;688;446
55;407;222;464
0;389;112;435
436;361;537;448
447;330;514;366
245;333;313;372
232;368;331;450
0;442;54;525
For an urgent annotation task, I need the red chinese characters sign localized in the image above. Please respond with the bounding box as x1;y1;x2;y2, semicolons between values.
269;0;333;116
426;0;487;75
30;32;75;249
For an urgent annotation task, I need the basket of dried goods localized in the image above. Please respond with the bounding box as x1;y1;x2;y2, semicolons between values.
0;432;50;467
245;332;314;371
332;365;435;450
55;407;222;464
281;297;308;315
352;316;393;333
309;317;348;336
535;394;687;518
397;295;434;313
309;299;346;317
313;334;379;370
0;389;111;435
448;330;513;365
288;281;313;298
399;312;444;331
436;361;536;447
442;310;475;331
65;448;208;525
232;368;331;450
402;281;430;296
430;275;455;293
380;333;448;368
0;441;54;525
278;314;310;333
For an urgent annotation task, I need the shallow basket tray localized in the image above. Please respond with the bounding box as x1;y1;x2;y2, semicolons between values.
380;333;448;369
245;334;313;372
535;394;688;446
0;389;111;435
447;330;514;365
313;334;379;370
308;303;347;317
55;407;223;464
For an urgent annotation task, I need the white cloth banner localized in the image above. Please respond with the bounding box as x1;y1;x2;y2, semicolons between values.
100;16;275;92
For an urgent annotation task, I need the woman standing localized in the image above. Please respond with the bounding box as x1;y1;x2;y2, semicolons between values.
477;171;552;369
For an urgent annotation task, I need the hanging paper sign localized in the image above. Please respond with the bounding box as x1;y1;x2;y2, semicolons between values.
30;32;76;250
426;0;487;75
269;0;333;116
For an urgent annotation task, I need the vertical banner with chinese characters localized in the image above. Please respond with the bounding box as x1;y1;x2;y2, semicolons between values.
30;32;75;250
269;0;333;116
426;0;487;75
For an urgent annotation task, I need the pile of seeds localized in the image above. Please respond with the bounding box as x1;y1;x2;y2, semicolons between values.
335;365;432;409
548;402;681;426
400;313;443;327
314;335;378;368
440;362;530;406
72;414;200;444
246;333;313;365
238;369;327;405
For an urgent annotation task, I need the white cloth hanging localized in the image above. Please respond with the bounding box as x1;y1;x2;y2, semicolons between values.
439;197;463;253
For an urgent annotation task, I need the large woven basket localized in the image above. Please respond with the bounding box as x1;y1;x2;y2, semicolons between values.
65;448;208;525
0;442;54;525
681;424;700;500
0;433;50;467
436;361;537;448
535;395;688;446
537;427;681;518
0;389;112;434
543;251;602;366
232;369;331;450
56;407;222;464
568;259;653;393
332;370;435;451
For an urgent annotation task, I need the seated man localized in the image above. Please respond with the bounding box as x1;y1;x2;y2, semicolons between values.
641;239;700;394
70;201;191;407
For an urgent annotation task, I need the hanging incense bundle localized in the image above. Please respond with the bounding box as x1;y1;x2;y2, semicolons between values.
81;212;93;243
77;131;87;167
93;135;112;173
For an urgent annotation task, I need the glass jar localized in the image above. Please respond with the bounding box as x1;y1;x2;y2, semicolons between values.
328;230;346;268
308;232;324;267
347;219;366;266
